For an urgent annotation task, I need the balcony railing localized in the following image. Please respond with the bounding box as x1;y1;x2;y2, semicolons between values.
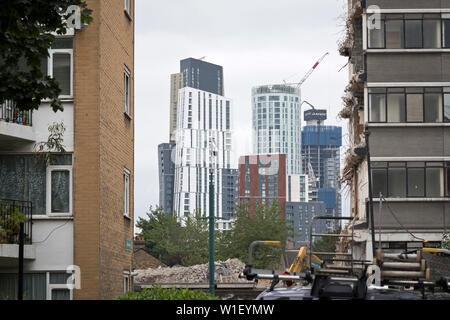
0;100;32;126
0;199;33;245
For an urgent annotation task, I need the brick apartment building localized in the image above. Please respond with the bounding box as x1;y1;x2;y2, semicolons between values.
0;0;135;300
238;154;287;216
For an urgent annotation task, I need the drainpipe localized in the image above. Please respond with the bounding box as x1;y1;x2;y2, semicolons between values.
364;128;376;260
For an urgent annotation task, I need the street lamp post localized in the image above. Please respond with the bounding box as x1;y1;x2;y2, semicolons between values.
208;138;217;295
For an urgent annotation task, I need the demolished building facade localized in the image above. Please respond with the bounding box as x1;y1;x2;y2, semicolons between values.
340;0;450;261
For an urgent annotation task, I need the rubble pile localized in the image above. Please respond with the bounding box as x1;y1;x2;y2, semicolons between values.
134;258;245;284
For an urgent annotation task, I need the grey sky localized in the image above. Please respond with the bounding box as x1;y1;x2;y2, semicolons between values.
134;0;350;225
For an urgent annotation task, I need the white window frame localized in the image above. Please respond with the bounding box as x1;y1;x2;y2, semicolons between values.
46;165;73;216
45;272;73;301
47;284;73;301
123;271;130;293
124;66;131;116
124;168;131;218
48;43;74;99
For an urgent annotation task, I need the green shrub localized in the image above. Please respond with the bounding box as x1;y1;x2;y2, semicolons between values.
115;286;219;300
0;205;28;244
442;233;450;250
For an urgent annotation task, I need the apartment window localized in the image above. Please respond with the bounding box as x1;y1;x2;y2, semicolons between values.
124;168;130;218
407;163;425;197
424;92;443;122
445;90;450;122
123;271;130;293
46;37;73;97
424;20;441;48
385;20;403;48
46;165;73;216
368;15;448;49
443;20;450;48
406;93;423;122
405;20;422;48
372;162;447;198
369;87;446;123
387;90;405;122
369;90;386;122
124;66;131;116
368;22;385;48
388;164;406;198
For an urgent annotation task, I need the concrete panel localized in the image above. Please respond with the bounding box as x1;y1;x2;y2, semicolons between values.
367;54;443;83
370;127;448;157
366;0;442;9
373;202;447;230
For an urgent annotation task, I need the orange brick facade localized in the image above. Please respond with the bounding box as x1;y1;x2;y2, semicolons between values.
73;0;134;300
238;154;286;217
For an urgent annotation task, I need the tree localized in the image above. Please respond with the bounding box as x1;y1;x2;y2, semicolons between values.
136;206;182;266
137;207;210;266
217;202;293;269
0;0;92;112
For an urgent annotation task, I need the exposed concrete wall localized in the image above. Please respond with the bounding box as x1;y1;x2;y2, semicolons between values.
367;54;450;83
366;0;450;9
370;127;450;157
372;201;450;230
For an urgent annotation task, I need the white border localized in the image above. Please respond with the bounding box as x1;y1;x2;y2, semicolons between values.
46;165;73;216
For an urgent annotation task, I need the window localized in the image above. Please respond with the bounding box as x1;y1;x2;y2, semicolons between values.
369;87;447;123
48;272;72;300
47;165;73;216
372;162;447;199
388;166;406;198
47;37;73;97
406;94;423;122
124;66;131;116
443;19;450;48
405;20;422;48
385;20;403;48
407;163;425;197
387;92;405;122
123;271;130;293
424;92;442;122
124;168;130;218
426;165;444;197
372;168;387;197
368;15;449;49
369;91;386;122
368;22;384;48
423;20;441;48
444;90;450;122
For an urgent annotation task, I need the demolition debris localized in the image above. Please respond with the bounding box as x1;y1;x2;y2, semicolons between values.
134;259;245;284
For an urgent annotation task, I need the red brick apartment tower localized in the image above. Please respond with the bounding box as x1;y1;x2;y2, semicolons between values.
73;0;135;299
238;154;286;217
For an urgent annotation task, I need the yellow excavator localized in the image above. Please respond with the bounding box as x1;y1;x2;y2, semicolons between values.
288;246;323;273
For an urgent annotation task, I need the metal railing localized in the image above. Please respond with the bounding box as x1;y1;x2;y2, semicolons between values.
0;100;32;126
0;199;33;245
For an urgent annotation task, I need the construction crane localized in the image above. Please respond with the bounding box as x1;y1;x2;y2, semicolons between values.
283;52;329;88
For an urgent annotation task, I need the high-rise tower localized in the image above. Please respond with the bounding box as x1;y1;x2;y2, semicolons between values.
252;84;302;175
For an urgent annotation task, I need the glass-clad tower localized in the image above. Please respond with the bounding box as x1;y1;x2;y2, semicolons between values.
252;84;301;175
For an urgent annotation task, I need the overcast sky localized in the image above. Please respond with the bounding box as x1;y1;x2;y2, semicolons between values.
134;0;351;225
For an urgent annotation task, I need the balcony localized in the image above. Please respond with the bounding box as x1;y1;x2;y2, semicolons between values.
0;101;35;149
0;200;35;266
0;101;32;126
0;199;33;245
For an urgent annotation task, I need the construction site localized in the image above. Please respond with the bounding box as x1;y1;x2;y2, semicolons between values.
134;0;450;300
